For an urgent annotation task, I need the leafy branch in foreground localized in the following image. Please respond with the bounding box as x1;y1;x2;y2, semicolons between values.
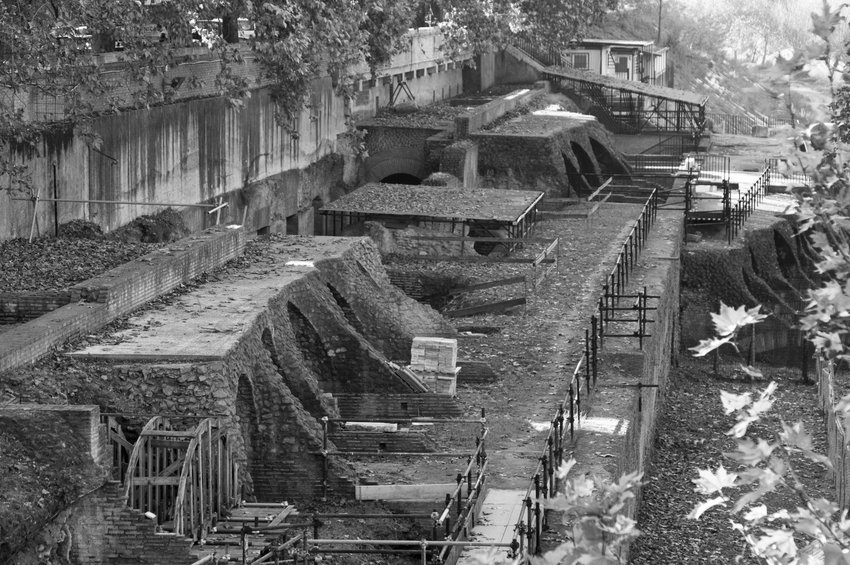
464;459;642;565
688;302;768;379
687;380;850;564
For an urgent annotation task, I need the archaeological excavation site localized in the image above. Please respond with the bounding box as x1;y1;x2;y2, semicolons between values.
0;16;825;565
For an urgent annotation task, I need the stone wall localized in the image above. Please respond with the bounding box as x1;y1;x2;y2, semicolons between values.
360;125;445;183
680;214;812;354
334;393;463;419
65;238;454;502
473;119;623;197
562;210;683;562
440;140;480;188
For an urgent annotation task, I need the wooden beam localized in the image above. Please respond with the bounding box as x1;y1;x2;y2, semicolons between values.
355;483;457;501
444;297;527;318
447;276;526;295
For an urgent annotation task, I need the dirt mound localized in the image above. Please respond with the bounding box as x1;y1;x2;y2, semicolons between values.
109;208;189;243
57;220;104;240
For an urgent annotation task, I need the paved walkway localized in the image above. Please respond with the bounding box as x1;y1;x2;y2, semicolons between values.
456;488;525;564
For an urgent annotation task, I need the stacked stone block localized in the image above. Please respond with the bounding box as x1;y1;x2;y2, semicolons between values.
409;337;460;396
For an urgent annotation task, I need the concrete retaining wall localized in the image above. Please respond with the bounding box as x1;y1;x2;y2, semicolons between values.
0;29;471;242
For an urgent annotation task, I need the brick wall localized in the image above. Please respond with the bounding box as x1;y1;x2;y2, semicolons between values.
334;393;463;419
68;482;196;565
329;430;437;452
0;227;245;373
0;292;71;323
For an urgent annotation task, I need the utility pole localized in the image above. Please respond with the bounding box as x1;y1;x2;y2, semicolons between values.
657;0;663;44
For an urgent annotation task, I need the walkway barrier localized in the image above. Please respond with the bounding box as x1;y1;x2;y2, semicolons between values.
706;112;791;135
598;189;660;346
509;347;589;559
817;358;850;510
727;165;769;244
766;157;812;188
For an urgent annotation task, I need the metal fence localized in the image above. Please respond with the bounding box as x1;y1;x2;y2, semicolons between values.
817;357;850;511
706;113;792;135
727;165;769;244
765;157;812;188
509;188;660;561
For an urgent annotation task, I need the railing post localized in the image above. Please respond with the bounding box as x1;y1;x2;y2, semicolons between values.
592;316;598;386
585;329;591;391
321;416;329;500
456;474;463;517
576;377;582;424
534;501;542;553
525;498;534;554
568;384;575;441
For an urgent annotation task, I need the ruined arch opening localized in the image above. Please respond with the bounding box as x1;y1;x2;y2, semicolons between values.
236;374;260;463
261;328;283;371
381;173;422;185
589;137;630;177
570;142;602;186
562;153;591;195
326;283;366;335
773;230;797;284
287;302;336;389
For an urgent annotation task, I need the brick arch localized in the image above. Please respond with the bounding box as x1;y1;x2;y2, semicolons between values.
236;374;259;471
589;136;630;177
364;153;429;183
570;141;602;186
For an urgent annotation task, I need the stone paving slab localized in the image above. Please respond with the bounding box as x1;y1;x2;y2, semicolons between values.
456;488;525;564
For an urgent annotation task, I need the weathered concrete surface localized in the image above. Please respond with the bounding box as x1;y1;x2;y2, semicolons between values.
69;238;360;361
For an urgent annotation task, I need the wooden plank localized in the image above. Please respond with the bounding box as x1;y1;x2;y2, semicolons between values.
586;177;613;202
532;238;559;267
407;236;556;244
129;476;181;486
268;506;298;527
149;439;192;450
444;297;526;318
448;276;526;295
399;255;554;264
587;193;612;217
142;430;197;437
356;483;457;501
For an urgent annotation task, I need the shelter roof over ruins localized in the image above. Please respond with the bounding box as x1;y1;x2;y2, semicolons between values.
320;184;545;224
544;65;708;107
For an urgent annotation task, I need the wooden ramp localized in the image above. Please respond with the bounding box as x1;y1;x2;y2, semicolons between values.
455;489;525;565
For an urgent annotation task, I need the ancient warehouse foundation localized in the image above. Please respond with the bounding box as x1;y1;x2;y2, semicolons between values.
56;236;456;502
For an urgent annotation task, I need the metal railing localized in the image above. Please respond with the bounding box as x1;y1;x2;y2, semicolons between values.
817;357;850;510
598;189;660;346
765;157;812;188
507;188;661;562
509;344;592;559
706;112;792;135
727;165;769;244
687;152;731;183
